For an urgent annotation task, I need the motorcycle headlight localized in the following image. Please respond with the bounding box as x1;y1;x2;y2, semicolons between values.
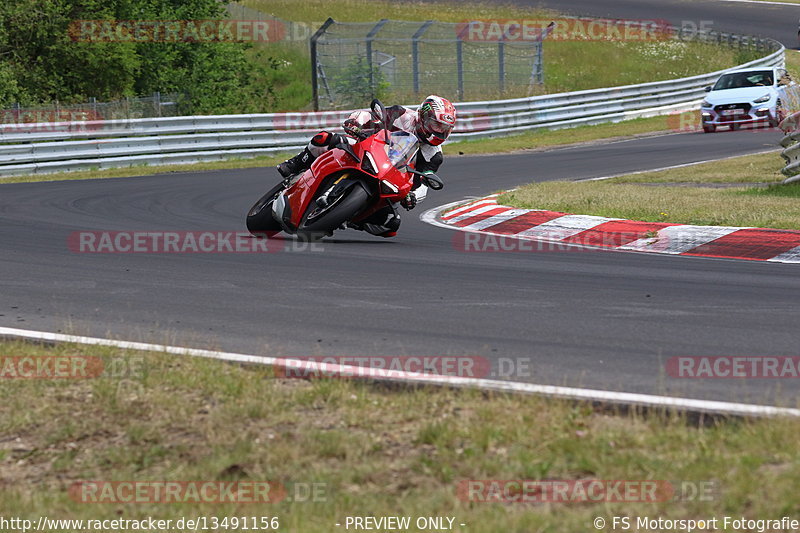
753;94;771;103
361;152;377;175
380;180;399;194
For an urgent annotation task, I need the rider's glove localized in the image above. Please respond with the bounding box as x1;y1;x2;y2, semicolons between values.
400;192;417;210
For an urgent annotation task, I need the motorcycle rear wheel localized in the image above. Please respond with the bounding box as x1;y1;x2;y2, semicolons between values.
246;182;284;237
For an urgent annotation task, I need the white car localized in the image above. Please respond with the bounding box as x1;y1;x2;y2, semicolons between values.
700;67;789;133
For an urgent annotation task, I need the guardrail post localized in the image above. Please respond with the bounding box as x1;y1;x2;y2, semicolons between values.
311;18;334;112
412;21;434;96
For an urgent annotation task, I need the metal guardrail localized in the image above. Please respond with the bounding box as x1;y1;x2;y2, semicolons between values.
779;110;800;184
0;33;784;178
778;100;800;184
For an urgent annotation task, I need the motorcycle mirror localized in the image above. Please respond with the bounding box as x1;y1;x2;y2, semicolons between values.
370;99;386;122
423;174;444;190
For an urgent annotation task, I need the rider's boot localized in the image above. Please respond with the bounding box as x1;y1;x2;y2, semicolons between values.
277;148;315;179
278;132;344;179
347;206;401;238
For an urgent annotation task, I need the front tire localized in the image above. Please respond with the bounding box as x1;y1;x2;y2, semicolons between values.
298;183;370;240
246;182;284;237
702;124;716;133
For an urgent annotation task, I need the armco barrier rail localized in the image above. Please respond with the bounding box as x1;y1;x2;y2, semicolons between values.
0;32;784;178
780;111;800;184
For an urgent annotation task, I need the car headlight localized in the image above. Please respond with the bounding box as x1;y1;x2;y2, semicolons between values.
701;99;711;107
753;94;771;103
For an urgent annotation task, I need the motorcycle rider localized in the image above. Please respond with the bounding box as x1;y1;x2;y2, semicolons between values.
276;95;457;237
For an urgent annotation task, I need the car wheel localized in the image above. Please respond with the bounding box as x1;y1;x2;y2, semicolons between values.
702;125;716;133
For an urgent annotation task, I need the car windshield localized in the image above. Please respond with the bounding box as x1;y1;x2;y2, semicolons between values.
384;130;419;168
712;71;774;90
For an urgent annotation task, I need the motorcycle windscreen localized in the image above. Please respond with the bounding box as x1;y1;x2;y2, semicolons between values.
384;131;419;169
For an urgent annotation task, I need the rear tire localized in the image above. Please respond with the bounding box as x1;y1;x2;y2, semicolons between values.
298;183;370;240
246;182;284;237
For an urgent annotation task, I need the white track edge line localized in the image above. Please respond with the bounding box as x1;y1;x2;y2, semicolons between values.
715;0;800;5
2;326;798;417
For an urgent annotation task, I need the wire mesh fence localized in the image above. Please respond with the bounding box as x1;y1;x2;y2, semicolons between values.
0;93;187;125
311;19;548;110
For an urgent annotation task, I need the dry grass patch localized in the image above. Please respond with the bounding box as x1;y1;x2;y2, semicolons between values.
1;340;800;531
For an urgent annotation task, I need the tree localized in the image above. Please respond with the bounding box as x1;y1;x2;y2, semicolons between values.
0;0;268;113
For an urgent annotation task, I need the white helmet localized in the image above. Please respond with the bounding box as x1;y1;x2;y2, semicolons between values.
343;110;380;139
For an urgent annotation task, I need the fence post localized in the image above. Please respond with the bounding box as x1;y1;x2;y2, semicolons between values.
498;37;505;94
311;18;335;111
366;19;389;100
455;24;470;100
531;22;554;88
412;20;434;96
154;92;161;117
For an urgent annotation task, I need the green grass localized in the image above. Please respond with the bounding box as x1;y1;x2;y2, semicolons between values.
610;151;783;184
1;340;799;531
241;0;759;110
449;115;679;155
499;151;800;230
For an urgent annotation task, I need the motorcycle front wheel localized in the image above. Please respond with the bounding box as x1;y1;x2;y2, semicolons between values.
297;183;370;240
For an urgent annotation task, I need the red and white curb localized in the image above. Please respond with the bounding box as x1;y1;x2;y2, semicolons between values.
422;195;800;263
1;326;798;418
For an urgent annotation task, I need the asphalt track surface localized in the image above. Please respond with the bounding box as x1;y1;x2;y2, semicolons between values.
2;127;796;406
2;1;800;408
472;0;800;46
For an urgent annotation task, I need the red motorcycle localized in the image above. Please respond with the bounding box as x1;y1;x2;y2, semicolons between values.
246;100;443;240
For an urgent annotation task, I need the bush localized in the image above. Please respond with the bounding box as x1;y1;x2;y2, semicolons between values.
331;57;390;109
0;0;272;114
